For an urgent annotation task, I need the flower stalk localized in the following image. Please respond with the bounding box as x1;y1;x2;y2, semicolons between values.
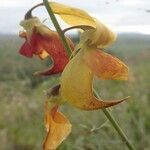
94;90;135;150
43;0;72;57
43;0;135;149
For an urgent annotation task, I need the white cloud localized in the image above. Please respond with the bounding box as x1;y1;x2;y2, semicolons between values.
113;25;150;34
0;0;150;34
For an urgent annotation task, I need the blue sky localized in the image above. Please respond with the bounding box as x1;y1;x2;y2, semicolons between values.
0;0;150;34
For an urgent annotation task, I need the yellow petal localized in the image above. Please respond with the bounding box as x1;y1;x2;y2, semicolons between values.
50;2;96;27
84;20;117;48
43;102;72;150
83;48;129;80
61;49;128;110
49;2;116;48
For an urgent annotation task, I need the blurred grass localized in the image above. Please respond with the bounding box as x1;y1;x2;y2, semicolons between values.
0;33;150;150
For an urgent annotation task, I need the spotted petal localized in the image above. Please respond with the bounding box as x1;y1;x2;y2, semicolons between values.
19;17;74;76
83;48;128;80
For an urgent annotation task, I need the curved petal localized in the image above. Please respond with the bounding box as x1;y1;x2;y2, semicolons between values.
50;2;96;27
83;20;117;48
19;40;33;58
61;50;128;110
30;28;74;75
84;48;129;80
19;31;33;57
43;102;71;150
50;2;116;48
19;17;74;75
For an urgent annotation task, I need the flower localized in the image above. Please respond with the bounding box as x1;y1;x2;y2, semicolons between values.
43;86;71;150
19;17;74;75
19;2;130;149
43;101;71;150
61;46;129;110
48;2;129;110
41;3;129;145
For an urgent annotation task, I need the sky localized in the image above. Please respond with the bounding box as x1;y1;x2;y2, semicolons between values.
0;0;150;34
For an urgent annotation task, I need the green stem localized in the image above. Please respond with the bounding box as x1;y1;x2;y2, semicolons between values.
43;0;135;149
43;0;72;57
94;90;135;150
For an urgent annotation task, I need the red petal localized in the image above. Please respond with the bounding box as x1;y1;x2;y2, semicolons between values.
19;31;33;58
30;28;74;75
34;63;66;76
19;40;33;58
19;26;74;75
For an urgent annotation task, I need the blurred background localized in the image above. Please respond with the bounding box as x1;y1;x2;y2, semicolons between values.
0;0;150;150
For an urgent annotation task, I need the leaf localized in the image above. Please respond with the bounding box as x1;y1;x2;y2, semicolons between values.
61;49;128;110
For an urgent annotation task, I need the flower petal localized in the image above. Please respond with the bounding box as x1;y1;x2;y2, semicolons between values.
50;2;116;48
43;102;72;150
31;28;74;75
19;32;33;57
61;50;128;110
50;2;96;27
19;17;74;75
19;40;33;58
84;48;129;80
80;20;116;48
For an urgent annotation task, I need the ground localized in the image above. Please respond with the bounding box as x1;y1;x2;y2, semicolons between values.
0;33;149;150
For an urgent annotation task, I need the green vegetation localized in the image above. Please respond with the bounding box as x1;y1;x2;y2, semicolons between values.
0;33;149;150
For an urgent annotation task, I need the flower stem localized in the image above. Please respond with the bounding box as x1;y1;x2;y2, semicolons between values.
94;90;135;150
43;0;72;57
43;0;135;149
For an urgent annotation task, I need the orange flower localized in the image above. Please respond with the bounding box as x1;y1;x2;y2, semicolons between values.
19;2;130;149
43;102;71;150
38;2;129;110
43;86;71;150
19;17;74;75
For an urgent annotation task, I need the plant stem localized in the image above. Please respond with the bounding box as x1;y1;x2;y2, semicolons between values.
43;0;72;57
43;0;135;149
94;90;135;150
